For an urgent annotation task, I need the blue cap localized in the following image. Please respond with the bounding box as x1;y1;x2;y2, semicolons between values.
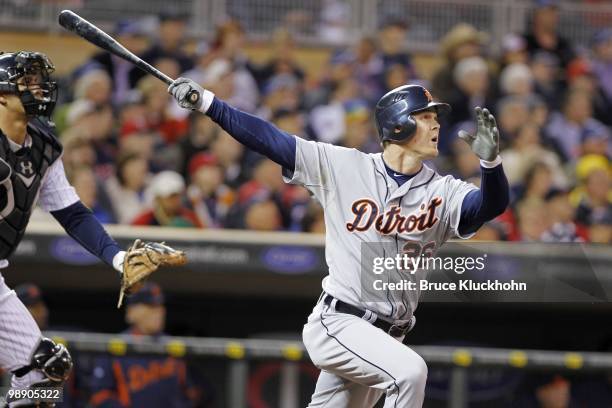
126;282;165;306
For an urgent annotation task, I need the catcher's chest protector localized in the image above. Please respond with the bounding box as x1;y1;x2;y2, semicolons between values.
0;119;62;259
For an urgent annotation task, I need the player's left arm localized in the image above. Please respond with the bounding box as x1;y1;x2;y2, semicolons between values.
38;158;125;271
456;107;509;236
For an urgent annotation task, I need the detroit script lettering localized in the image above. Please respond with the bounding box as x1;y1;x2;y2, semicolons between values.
346;197;443;234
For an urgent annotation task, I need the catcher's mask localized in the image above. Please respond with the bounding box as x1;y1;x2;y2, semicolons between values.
0;51;58;117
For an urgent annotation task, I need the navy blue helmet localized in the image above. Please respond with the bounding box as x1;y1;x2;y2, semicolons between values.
0;51;57;117
375;84;451;143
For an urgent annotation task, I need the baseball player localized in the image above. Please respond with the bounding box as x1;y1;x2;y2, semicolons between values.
169;77;509;407
0;51;184;408
89;283;203;408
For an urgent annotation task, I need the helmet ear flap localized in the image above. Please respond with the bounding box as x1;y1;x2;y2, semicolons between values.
404;115;417;138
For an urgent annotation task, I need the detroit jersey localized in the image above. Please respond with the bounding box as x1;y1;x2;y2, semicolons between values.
284;137;477;323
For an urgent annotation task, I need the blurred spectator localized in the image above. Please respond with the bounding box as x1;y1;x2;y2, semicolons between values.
545;88;611;162
68;165;116;224
89;283;203;407
499;33;529;68
210;130;245;187
178;114;220;176
541;189;587;242
67;101;116;164
272;108;306;138
186;153;235;228
256;73;302;121
60;127;97;174
523;0;575;70
15;284;48;330
567;57;612;129
105;153;150;224
377;18;416;79
309;72;364;143
499;63;534;97
184;56;258;113
243;195;283;231
516;198;550;241
233;158;285;230
528;95;550;129
512;373;577;408
248;28;305;90
135;9;194;85
73;69;113;106
572;155;611;239
432;23;489;102
445;56;495;131
118;131;157;170
78;20;148;106
54;69;112;133
305;47;357;110
496;96;531;147
516;161;555;203
240;158;285;200
449;138;480;186
132;171;203;228
338;100;378;152
501;122;567;189
136;75;189;145
382;63;411;93
590;28;612;109
204;20;259;111
531;51;563;109
301;201;325;233
319;0;352;45
353;36;385;104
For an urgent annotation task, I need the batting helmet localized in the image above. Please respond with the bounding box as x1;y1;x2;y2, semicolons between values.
0;51;57;117
375;84;451;143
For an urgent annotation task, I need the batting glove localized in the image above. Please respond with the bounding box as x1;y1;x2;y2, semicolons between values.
458;107;500;162
168;77;215;113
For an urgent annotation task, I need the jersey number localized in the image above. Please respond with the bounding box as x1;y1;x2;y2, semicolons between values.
399;241;436;273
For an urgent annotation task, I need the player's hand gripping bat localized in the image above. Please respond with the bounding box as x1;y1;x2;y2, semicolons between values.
58;9;199;105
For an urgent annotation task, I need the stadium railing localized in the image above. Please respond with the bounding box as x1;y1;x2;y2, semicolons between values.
3;331;612;408
0;0;610;53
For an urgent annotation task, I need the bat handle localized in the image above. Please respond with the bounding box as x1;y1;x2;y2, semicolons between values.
187;89;200;106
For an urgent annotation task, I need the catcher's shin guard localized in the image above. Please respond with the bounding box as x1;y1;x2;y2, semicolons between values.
4;338;72;407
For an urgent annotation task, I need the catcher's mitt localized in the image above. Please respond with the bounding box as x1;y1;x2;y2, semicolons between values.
117;239;187;308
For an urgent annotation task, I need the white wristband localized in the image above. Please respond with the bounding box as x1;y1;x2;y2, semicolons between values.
198;89;216;114
480;155;502;168
112;251;126;273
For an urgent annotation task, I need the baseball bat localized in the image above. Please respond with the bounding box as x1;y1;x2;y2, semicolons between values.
58;9;200;105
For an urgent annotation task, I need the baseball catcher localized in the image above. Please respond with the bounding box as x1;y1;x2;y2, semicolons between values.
0;51;185;408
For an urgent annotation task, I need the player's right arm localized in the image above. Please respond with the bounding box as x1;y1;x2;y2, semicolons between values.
169;78;342;203
169;78;296;171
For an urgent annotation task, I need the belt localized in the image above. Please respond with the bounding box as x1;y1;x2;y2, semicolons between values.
323;294;413;337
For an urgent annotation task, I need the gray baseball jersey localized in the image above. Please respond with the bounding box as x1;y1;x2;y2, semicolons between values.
284;138;477;323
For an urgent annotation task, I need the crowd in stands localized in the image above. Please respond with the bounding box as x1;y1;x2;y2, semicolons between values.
42;0;611;243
